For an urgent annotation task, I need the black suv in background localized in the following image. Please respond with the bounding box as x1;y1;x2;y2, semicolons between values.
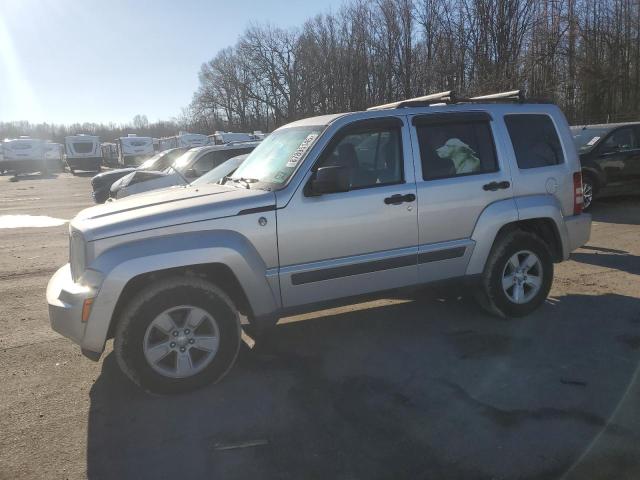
90;147;188;203
572;122;640;209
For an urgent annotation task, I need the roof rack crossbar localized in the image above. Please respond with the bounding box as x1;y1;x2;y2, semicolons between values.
469;90;524;102
367;91;456;111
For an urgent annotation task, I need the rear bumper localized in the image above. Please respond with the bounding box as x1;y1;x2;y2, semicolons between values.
66;157;101;170
564;213;591;254
47;264;103;360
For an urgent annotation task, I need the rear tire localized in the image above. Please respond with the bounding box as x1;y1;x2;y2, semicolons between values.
114;276;242;394
475;230;553;318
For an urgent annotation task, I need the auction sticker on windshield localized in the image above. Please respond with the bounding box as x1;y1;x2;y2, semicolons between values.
286;133;318;167
587;136;600;146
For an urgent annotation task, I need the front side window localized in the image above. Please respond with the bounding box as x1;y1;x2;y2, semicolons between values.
416;121;497;180
505;114;564;169
316;128;403;189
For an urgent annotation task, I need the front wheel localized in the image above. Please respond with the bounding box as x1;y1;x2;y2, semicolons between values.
582;174;595;210
475;230;553;318
114;276;242;394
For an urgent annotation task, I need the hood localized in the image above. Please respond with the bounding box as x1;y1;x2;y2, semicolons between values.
91;168;136;186
72;184;275;241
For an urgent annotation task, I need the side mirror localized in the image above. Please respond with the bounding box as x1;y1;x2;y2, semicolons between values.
309;165;350;195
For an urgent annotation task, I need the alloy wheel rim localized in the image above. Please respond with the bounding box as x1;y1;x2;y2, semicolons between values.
583;181;593;209
502;250;543;304
143;305;220;378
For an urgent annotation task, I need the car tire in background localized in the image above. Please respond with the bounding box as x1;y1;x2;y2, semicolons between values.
114;276;242;394
475;230;553;318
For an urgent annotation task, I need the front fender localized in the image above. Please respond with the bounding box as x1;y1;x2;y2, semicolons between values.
82;230;280;353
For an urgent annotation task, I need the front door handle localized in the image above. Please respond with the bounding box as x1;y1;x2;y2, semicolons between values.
384;193;416;205
483;181;511;191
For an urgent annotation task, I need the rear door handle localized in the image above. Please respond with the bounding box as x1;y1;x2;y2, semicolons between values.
482;181;510;191
384;193;416;205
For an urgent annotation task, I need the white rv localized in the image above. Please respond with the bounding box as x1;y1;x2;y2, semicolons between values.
209;131;255;145
116;134;154;166
44;142;64;171
64;134;102;173
1;137;46;175
159;132;208;151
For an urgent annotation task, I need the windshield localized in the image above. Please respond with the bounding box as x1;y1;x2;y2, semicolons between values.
571;127;611;153
164;149;202;174
229;126;323;187
138;152;164;170
191;155;246;186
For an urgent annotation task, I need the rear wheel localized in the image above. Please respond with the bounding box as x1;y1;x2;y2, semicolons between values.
475;230;553;318
114;276;242;394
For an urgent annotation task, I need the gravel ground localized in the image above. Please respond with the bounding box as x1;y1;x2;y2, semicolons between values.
1;171;639;480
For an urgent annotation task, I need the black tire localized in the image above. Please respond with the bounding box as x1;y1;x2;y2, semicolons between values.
114;276;241;394
581;172;596;211
475;230;553;318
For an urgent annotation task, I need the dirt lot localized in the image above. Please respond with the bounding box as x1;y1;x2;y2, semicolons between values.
1;171;639;480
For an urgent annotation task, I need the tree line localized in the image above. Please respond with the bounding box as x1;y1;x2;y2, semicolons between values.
189;0;640;131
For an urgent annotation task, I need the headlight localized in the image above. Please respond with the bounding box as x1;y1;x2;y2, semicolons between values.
69;228;86;282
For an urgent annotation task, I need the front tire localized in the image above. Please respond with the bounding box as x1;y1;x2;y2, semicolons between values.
114;276;241;394
582;173;596;210
475;230;553;318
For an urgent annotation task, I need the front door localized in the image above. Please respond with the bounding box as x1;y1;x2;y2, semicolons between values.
277;117;419;308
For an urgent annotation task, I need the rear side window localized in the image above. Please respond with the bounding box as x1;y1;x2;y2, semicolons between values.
505;114;564;169
416;121;497;180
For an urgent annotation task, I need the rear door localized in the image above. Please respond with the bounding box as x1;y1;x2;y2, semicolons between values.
409;112;514;283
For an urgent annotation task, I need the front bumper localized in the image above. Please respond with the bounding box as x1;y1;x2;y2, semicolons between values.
47;264;102;359
565;213;592;253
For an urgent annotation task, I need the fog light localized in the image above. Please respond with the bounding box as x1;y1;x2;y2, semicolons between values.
82;298;94;322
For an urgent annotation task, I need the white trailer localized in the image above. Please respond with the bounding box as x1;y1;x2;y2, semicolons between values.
1;137;46;175
116;134;154;166
209;131;255;145
64;134;102;173
159;132;209;151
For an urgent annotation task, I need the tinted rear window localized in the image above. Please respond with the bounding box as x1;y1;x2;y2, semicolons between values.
505;114;564;169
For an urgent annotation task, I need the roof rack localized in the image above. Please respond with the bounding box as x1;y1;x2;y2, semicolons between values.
367;89;536;111
367;91;457;111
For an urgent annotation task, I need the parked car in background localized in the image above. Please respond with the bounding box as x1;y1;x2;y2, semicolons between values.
116;135;155;166
91;147;189;203
109;142;259;199
1;137;47;175
64;134;102;173
44;142;65;172
48;91;591;393
208;131;255;145
190;154;248;186
571;122;640;209
158;132;209;151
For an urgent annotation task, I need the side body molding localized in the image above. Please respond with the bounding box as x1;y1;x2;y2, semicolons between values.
82;230;280;353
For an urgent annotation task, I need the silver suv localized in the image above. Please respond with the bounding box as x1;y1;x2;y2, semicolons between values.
47;91;592;393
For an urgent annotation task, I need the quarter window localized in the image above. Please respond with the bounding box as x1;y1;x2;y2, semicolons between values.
416;121;497;180
505;114;564;169
317;128;403;189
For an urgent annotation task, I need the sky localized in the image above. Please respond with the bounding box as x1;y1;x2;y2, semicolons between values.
0;0;344;125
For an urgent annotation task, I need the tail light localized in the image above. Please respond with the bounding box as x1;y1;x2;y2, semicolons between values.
573;171;583;215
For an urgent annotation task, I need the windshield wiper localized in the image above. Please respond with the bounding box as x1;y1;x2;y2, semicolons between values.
227;177;260;189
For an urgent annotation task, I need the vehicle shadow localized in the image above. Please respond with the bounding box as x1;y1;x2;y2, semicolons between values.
8;172;59;182
86;292;640;480
571;250;640;275
71;171;98;178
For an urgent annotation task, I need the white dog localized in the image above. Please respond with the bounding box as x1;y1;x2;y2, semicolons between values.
436;138;480;174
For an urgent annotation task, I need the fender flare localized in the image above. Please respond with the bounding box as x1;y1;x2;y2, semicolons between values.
81;230;279;353
466;195;569;276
